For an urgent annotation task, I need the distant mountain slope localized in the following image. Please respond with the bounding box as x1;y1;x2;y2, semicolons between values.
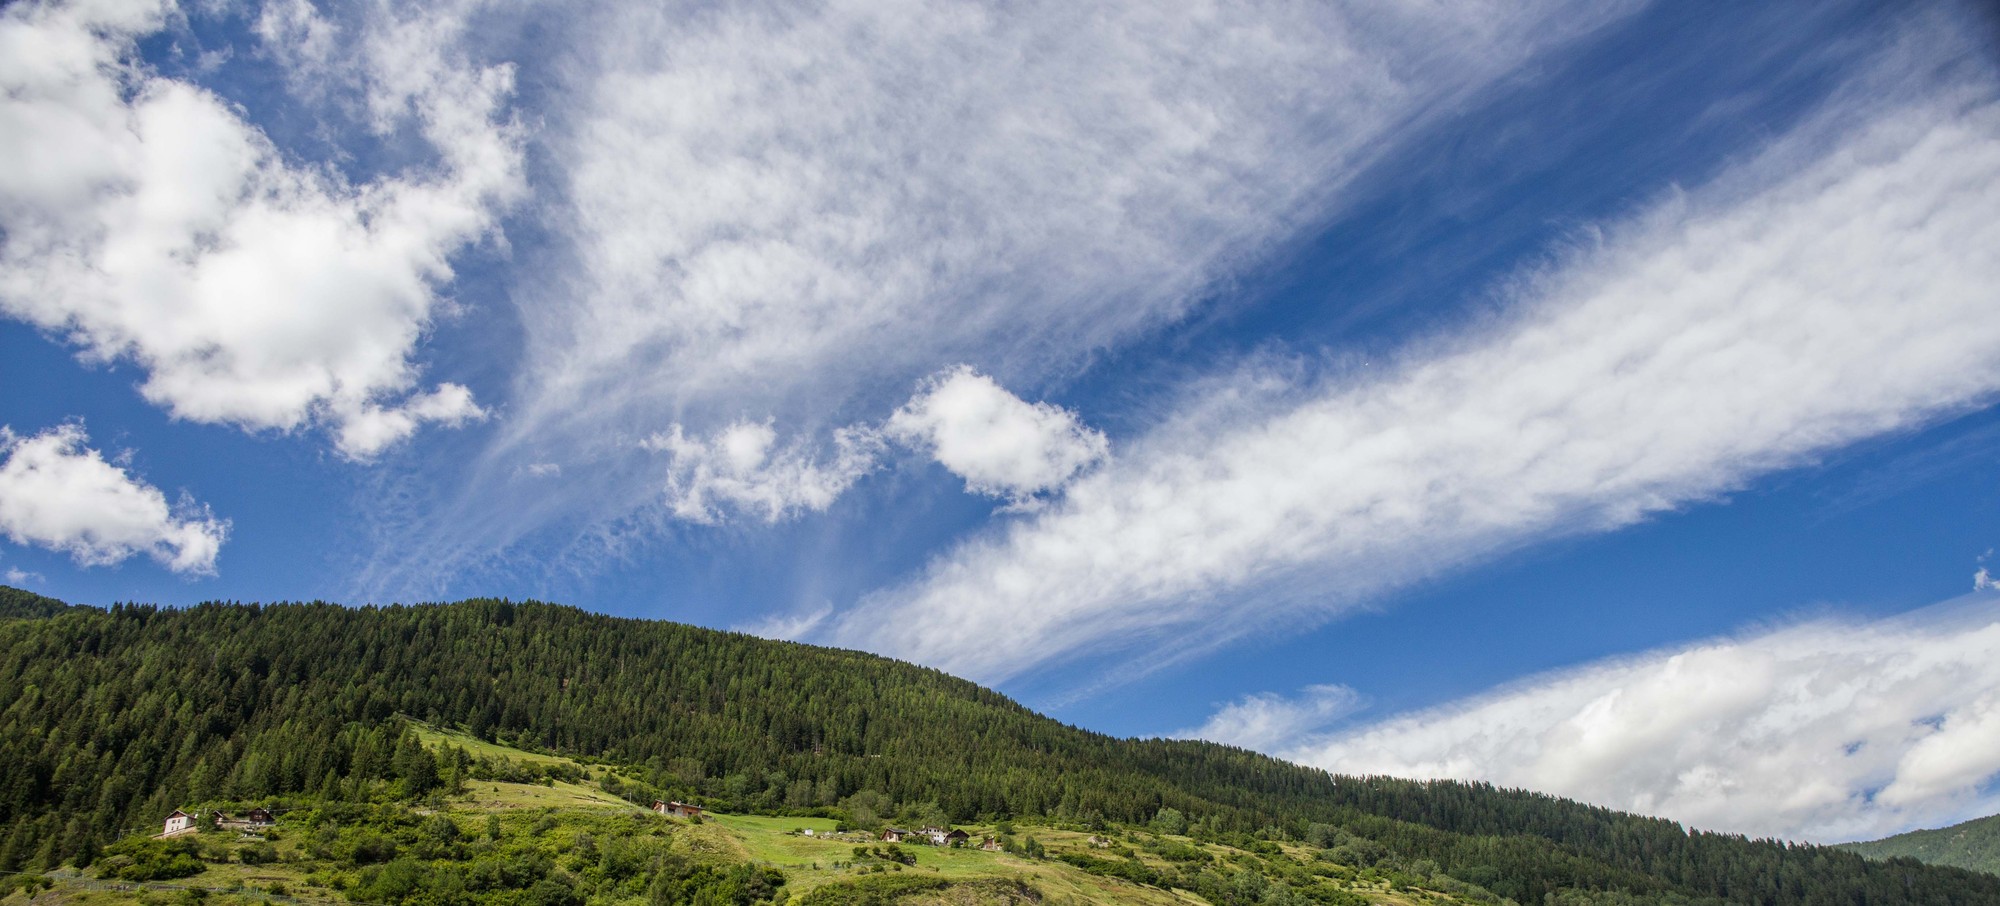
0;584;73;619
4;594;2000;904
1841;814;2000;876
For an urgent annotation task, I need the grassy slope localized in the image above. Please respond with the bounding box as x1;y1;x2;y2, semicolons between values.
2;732;1478;906
437;729;1467;906
1840;813;2000;876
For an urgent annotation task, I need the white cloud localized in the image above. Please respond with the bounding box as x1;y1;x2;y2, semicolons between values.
1176;684;1361;753
1285;597;2000;843
646;367;1103;523
643;421;883;524
354;0;1641;592
494;0;1633;465
831;58;2000;684
253;0;341;94
0;0;520;458
888;366;1107;501
0;424;228;575
4;567;42;585
736;603;835;642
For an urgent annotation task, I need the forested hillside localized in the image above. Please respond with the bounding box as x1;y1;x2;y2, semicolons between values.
0;585;71;619
1841;813;2000;877
4;591;1998;905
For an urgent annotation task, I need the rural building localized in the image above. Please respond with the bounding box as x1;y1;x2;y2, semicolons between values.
881;827;914;843
921;826;969;846
651;800;704;819
981;836;1003;852
161;810;196;837
216;807;277;831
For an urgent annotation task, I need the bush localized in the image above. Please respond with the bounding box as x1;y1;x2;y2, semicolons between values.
795;874;951;906
237;842;279;865
528;876;582;906
1146;840;1210;863
346;831;397;865
1058;852;1160;887
98;838;204;882
423;814;461;843
352;857;428;903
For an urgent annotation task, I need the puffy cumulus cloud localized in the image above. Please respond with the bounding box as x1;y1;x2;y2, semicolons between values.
643;422;884;525
0;0;520;459
500;0;1634;454
0;425;228;575
1289;598;2000;843
1176;684;1362;753
887;367;1107;501
831;58;2000;684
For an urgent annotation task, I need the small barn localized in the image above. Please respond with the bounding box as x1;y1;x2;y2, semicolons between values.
881;827;914;843
981;836;1003;852
651;800;705;819
161;810;196;837
246;807;275;826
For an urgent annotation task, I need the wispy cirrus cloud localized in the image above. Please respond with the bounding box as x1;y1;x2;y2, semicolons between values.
0;0;519;458
339;0;1666;599
1275;595;2000;843
1176;684;1363;754
830;38;2000;685
515;0;1634;424
0;424;227;575
381;0;1639;564
736;602;835;643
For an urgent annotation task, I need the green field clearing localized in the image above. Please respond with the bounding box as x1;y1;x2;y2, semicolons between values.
409;722;590;769
712;814;841;835
453;779;640;811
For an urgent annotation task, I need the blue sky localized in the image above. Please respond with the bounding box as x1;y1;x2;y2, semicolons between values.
5;0;2000;843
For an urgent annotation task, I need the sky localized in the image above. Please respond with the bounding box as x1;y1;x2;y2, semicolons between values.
3;0;2000;845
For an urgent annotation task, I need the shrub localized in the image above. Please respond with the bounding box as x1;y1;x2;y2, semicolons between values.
346;831;397;865
98;838;204;882
795;874;951;906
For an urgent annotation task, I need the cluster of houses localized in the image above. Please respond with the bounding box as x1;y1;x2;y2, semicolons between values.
880;826;1003;851
167;799;1017;858
175;789;1009;858
166;797;1019;860
650;800;705;819
160;808;274;838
